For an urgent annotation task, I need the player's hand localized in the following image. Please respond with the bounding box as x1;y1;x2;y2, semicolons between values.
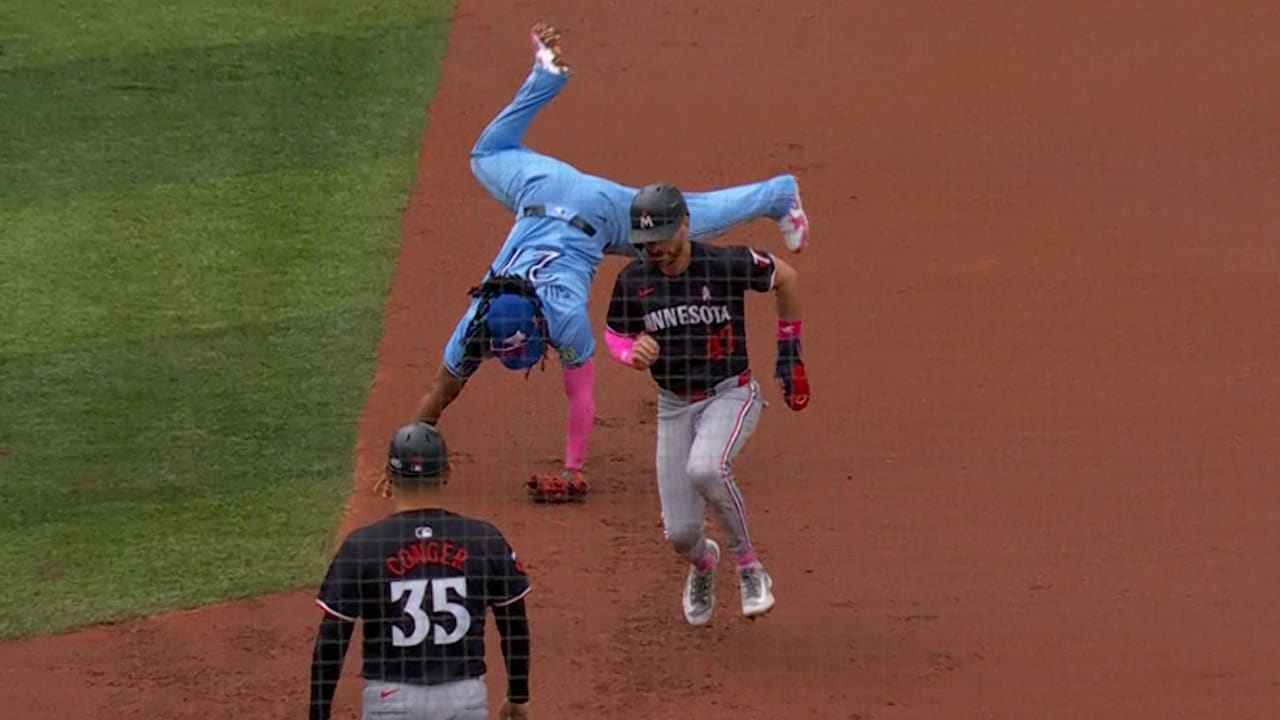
631;334;660;371
774;337;810;411
499;699;529;719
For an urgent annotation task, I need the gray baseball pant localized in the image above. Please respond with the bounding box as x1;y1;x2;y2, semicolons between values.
362;678;487;720
655;376;765;566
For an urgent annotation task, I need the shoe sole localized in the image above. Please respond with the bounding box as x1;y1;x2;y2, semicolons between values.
743;596;775;619
786;220;808;253
785;181;809;252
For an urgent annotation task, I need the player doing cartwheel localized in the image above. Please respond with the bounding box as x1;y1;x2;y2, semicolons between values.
604;183;810;625
308;422;534;720
413;22;810;503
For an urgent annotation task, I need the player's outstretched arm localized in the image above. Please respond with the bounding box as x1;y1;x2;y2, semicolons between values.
308;615;354;720
757;252;810;411
494;598;532;718
414;365;467;425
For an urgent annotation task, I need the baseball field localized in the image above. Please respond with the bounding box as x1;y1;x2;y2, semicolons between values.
2;1;1277;718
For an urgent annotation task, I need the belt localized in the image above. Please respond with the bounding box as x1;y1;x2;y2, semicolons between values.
520;204;597;237
669;370;752;403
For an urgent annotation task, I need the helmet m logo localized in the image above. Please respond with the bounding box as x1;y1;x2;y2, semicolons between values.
638;212;655;229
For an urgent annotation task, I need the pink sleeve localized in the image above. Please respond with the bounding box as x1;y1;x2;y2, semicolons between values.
605;328;637;366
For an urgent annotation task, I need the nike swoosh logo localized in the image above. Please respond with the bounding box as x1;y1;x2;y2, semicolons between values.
638;287;655;297
380;689;400;699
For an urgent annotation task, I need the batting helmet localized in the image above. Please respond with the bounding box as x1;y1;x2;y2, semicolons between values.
386;422;448;479
629;182;688;245
484;293;546;370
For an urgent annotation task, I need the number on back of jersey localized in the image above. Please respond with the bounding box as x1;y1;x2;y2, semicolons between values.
389;577;471;647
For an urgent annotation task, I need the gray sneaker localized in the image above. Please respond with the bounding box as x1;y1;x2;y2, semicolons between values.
682;539;720;626
739;564;775;618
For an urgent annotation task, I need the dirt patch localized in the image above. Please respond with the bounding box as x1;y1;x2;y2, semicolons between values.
3;2;1278;718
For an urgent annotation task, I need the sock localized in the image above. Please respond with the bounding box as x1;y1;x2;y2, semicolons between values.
695;548;716;572
560;359;595;471
736;549;760;569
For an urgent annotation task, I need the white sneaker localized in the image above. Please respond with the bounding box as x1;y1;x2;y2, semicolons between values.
682;539;720;626
739;564;775;618
530;22;569;75
779;182;810;253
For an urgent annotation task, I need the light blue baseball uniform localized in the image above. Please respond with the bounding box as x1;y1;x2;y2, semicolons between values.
442;61;800;379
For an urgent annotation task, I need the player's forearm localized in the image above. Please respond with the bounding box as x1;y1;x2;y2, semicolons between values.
308;617;353;720
604;326;637;366
415;366;466;424
772;261;802;321
494;599;532;703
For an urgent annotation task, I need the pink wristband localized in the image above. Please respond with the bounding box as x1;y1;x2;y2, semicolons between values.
605;328;637;365
777;320;803;340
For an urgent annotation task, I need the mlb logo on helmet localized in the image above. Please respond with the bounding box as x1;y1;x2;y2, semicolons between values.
408;454;425;473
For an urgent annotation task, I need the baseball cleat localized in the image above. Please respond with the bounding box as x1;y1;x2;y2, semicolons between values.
683;539;720;626
738;564;775;618
778;182;809;253
530;22;569;75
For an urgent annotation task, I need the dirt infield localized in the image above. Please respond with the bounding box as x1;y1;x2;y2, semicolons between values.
4;1;1278;718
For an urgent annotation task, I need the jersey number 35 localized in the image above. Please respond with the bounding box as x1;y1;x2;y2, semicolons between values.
389;577;471;647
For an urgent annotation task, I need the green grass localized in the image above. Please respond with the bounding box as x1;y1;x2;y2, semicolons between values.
0;0;456;638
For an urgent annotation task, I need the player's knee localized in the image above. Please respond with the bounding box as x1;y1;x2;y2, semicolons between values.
664;525;703;556
685;456;725;489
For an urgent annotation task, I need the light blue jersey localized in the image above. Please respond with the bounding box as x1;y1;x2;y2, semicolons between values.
442;62;799;378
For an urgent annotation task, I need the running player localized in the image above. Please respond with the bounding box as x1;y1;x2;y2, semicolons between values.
602;183;810;625
308;422;534;720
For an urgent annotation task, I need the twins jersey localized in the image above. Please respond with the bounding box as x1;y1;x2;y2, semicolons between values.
606;243;777;395
315;508;530;686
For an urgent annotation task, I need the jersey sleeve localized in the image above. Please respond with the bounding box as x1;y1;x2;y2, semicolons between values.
442;310;489;380
605;268;645;336
315;534;363;622
486;530;532;608
730;246;778;294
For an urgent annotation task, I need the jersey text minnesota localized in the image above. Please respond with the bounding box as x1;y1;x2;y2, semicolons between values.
643;303;732;333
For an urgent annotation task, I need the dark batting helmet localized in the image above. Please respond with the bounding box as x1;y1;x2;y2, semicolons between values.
386;422;448;480
629;182;688;245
